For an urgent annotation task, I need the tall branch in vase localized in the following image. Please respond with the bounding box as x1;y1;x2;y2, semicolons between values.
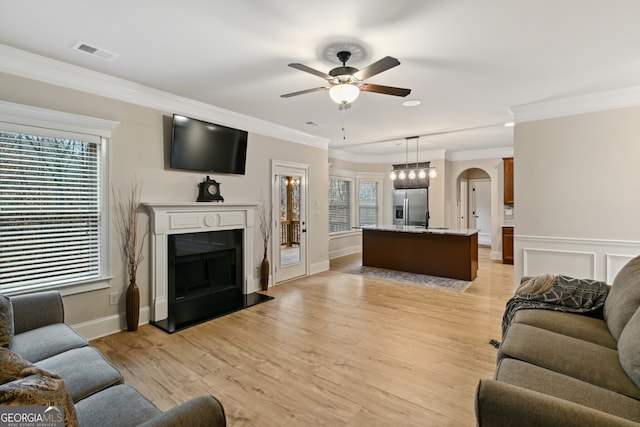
112;180;148;331
258;190;273;291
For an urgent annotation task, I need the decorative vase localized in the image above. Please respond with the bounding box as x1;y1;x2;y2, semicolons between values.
126;280;140;332
260;254;270;291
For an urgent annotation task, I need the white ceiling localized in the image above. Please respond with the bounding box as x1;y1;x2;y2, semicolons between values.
2;0;640;162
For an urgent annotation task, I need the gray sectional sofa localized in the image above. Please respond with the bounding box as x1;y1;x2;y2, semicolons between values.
1;290;226;426
476;255;640;426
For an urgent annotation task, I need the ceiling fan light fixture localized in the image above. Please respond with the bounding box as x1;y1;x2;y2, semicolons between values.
329;83;360;104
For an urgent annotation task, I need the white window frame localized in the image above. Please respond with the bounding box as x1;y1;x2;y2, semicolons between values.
328;175;356;235
356;175;384;227
329;169;385;238
0;101;118;296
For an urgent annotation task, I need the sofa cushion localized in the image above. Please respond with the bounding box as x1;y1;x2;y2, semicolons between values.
75;384;161;427
9;323;88;362
0;294;13;348
36;346;123;402
512;309;617;349
496;358;640;423
500;323;640;399
618;307;640;389
604;255;640;340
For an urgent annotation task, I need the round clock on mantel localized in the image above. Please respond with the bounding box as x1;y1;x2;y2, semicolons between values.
197;176;224;202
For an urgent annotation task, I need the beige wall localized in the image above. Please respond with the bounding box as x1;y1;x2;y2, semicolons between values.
1;72;329;332
514;106;640;283
444;158;504;259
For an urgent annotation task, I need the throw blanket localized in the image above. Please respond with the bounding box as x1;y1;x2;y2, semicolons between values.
501;274;610;339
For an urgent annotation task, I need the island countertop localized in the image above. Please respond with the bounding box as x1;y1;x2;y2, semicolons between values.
358;225;478;236
361;226;479;280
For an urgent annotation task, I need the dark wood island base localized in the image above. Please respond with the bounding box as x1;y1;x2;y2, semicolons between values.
362;228;478;281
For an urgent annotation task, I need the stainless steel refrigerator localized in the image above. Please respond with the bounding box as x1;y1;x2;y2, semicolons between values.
392;188;429;227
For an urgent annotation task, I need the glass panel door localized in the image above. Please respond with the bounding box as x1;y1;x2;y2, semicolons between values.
273;163;307;283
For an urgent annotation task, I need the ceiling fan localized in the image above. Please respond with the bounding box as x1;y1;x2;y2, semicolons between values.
280;51;411;105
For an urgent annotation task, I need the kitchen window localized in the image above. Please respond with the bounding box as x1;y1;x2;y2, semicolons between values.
358;180;379;227
328;177;352;233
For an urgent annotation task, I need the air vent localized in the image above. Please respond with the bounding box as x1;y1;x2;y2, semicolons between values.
304;121;320;127
73;42;119;61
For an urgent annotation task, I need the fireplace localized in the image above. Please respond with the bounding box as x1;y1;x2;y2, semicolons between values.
143;202;273;333
168;229;242;330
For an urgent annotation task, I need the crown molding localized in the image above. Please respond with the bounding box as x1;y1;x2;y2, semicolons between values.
446;146;513;161
0;44;329;150
511;85;640;123
0;100;119;137
328;147;447;164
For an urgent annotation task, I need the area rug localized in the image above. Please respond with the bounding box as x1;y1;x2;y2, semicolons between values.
345;266;472;293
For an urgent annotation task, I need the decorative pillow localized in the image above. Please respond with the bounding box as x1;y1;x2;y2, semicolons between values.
0;347;77;426
604;255;640;340
0;374;78;427
516;274;556;295
0;347;58;384
0;294;13;348
618;307;640;389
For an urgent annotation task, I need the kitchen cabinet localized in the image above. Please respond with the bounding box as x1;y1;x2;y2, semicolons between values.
502;226;514;265
503;157;514;205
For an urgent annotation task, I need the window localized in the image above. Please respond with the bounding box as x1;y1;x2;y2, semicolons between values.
0;102;116;295
358;180;378;226
328;178;352;233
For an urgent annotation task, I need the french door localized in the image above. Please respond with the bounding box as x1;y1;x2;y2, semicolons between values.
272;162;308;283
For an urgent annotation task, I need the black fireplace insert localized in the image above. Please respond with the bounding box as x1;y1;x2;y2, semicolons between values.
149;228;269;333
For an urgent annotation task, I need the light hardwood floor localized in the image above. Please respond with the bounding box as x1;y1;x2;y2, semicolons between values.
92;247;514;426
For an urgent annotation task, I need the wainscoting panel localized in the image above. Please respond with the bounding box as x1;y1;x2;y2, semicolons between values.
523;248;595;278
515;235;640;287
606;254;637;284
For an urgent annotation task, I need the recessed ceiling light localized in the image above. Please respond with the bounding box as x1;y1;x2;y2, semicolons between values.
402;99;421;107
504;122;515;127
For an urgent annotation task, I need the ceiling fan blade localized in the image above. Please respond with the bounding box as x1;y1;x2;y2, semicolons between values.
288;63;332;80
353;56;401;80
360;83;411;97
280;87;329;98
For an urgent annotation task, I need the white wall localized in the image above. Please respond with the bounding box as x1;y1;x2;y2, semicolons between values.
514;106;640;285
0;72;329;338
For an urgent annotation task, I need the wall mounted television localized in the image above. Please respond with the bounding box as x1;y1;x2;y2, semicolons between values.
170;114;248;175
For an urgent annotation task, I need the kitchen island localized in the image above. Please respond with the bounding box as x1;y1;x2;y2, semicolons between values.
361;226;479;281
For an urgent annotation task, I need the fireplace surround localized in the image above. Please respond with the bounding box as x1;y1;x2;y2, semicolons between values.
144;202;271;332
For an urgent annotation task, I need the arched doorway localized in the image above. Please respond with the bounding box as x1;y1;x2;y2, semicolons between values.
457;168;491;246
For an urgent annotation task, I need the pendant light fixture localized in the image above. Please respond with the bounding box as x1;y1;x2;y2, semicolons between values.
388;136;437;180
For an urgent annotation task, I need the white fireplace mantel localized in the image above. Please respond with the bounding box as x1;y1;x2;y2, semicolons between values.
143;202;258;322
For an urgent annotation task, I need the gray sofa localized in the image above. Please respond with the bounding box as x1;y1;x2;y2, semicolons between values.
475;255;640;426
1;290;226;426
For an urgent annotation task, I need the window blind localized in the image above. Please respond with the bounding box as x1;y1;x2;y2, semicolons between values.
358;181;378;226
329;178;351;233
0;131;101;292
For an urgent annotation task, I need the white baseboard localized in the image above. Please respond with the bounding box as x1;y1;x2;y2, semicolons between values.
329;245;362;260
490;250;503;261
310;259;330;275
72;306;151;341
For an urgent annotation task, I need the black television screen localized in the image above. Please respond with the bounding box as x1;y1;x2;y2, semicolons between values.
170;114;248;175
